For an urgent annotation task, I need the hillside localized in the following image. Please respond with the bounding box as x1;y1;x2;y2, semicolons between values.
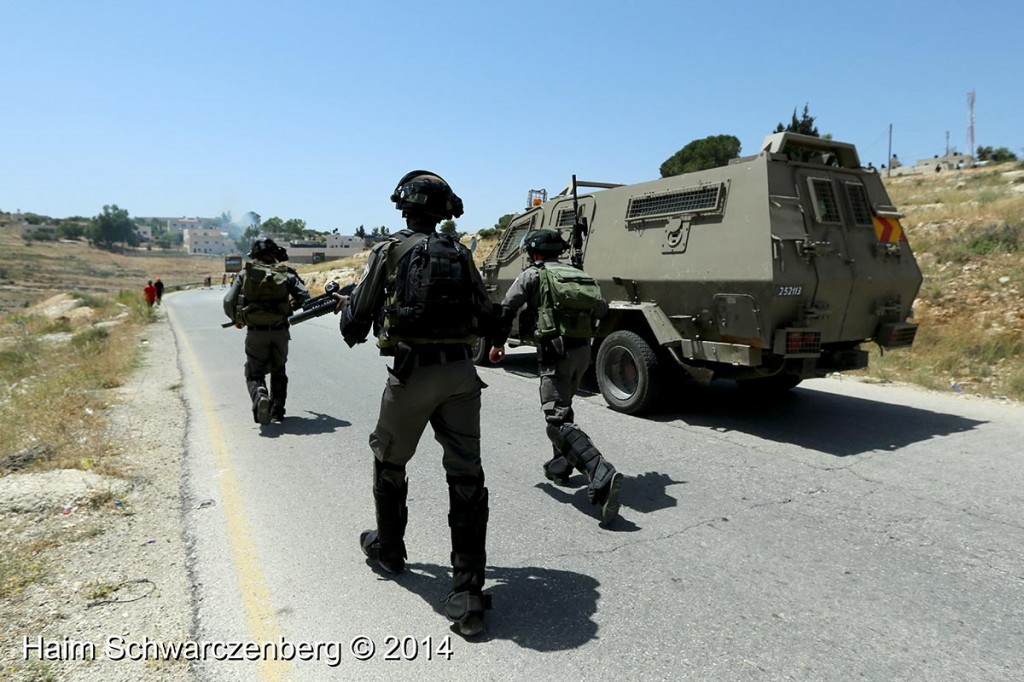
860;163;1024;400
0;220;227;315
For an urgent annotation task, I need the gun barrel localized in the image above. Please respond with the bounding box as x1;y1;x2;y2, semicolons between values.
289;300;336;325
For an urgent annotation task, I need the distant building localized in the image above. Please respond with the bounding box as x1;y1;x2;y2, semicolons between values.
183;228;233;255
888;152;976;176
285;234;367;263
17;221;58;239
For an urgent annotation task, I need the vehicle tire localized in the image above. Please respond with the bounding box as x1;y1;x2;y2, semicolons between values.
471;336;493;367
596;330;660;414
735;373;802;393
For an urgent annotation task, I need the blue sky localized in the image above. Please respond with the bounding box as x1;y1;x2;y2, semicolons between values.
2;0;1021;234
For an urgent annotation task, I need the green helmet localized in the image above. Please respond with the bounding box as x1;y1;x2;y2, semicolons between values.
523;229;567;256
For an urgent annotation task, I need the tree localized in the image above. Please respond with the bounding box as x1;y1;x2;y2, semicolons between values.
660;134;742;177
439;219;458;236
354;225;366;238
775;103;820;137
494;213;517;231
977;146;1018;162
281;218;307;238
89;204;138;249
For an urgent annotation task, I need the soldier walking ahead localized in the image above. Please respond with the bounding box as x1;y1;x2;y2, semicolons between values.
489;229;623;526
337;170;497;637
223;238;309;425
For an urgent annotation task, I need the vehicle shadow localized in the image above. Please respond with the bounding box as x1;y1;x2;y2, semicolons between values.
257;410;351;439
377;561;600;649
482;351;983;457
649;380;985;457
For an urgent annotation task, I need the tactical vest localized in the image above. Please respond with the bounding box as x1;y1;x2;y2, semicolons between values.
378;232;478;348
534;261;603;340
241;261;291;326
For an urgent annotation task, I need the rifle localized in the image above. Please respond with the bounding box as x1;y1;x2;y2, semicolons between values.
569;173;588;269
289;281;356;325
221;281;355;328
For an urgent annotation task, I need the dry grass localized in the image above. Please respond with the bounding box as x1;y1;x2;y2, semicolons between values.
856;163;1024;400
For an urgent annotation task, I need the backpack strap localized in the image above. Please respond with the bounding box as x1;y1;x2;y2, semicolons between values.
385;232;429;270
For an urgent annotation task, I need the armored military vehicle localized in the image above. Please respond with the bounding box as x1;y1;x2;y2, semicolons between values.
477;132;922;414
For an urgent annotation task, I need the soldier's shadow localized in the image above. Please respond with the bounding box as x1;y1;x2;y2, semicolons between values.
384;562;600;649
258;411;350;439
534;471;684;531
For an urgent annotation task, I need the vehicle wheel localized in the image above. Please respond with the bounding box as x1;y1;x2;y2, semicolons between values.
596;331;660;414
735;373;803;393
471;336;493;366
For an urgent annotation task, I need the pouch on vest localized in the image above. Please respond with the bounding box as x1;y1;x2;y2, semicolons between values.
536;262;603;340
241;261;291;326
383;233;476;344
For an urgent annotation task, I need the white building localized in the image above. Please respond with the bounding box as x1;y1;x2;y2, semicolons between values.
183;228;233;255
285;234;367;263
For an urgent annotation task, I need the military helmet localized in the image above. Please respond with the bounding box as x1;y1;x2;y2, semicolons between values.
390;170;464;219
523;229;568;256
248;237;289;262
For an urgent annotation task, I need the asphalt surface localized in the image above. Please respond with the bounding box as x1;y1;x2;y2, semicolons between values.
167;288;1024;681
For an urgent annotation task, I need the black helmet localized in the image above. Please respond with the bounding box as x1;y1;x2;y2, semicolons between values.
523;229;568;256
390;170;464;219
248;238;289;262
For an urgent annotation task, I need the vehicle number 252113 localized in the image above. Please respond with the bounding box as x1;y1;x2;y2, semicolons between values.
777;285;803;297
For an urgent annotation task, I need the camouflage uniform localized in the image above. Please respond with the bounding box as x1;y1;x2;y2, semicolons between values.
494;255;621;524
223;263;309;422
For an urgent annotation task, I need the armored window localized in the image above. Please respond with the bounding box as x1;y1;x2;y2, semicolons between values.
556;207;577;227
843;182;873;226
626;183;724;221
808;178;841;224
496;216;534;260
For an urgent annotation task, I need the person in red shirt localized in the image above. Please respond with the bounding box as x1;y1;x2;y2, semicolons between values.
143;280;157;307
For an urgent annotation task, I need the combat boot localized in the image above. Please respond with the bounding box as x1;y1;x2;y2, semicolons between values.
359;460;408;575
253;387;271;425
444;474;490;636
547;423;623;526
542;452;573;486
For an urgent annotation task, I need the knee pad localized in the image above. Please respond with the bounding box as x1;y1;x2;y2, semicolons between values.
547;423;601;471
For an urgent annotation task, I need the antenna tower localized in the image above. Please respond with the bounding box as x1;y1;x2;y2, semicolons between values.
967;90;976;157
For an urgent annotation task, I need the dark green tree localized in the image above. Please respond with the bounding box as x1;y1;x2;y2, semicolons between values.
977;146;1018;162
439;219;458;236
354;225;366;238
775;104;820;137
494;213;517;231
89;204;138;249
660;135;742;177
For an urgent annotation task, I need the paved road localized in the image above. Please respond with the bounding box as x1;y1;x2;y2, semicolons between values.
167;288;1024;681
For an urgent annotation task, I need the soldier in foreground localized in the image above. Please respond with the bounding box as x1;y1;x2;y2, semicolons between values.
223;238;309;425
489;229;623;526
337;170;497;637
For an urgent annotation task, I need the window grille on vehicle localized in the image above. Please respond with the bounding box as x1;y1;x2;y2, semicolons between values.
556;207;577;227
844;182;873;226
496;217;534;260
809;178;841;223
625;183;724;220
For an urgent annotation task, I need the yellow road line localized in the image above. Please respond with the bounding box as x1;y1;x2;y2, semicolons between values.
178;326;289;681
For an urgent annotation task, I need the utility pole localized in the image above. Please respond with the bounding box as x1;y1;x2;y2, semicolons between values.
967;90;976;159
887;123;893;178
